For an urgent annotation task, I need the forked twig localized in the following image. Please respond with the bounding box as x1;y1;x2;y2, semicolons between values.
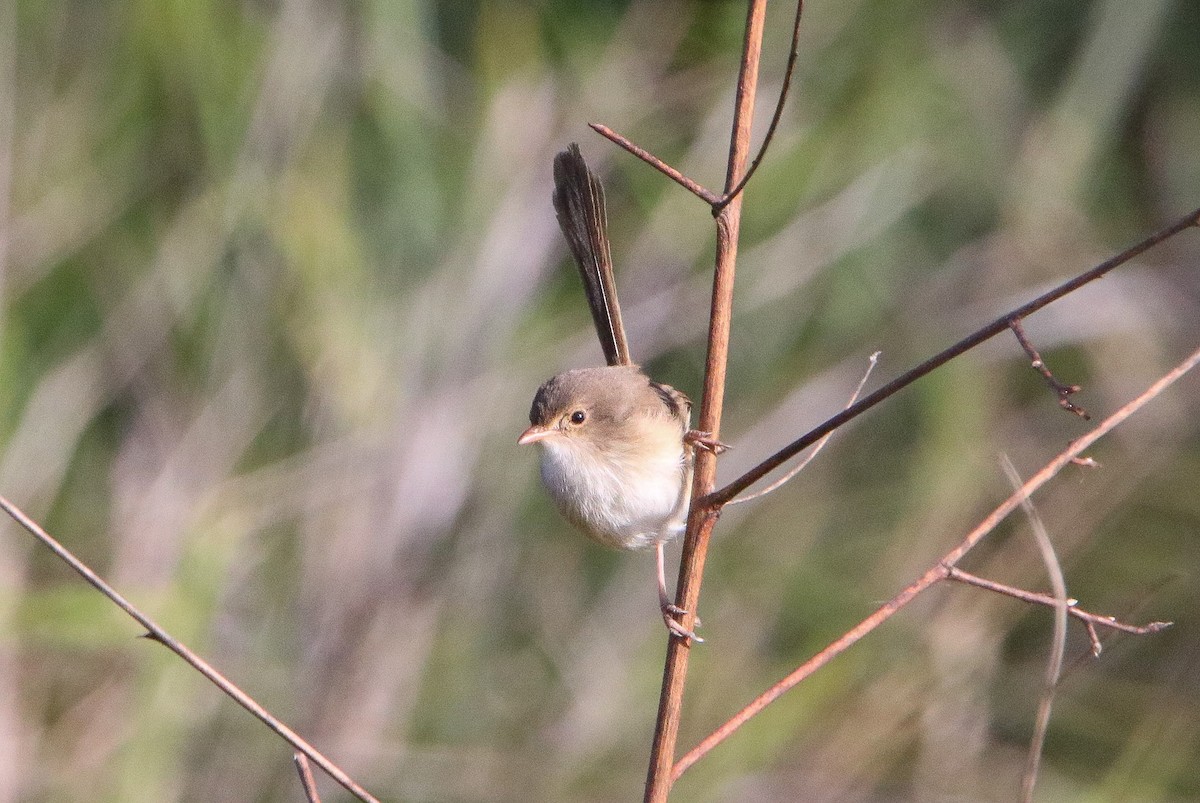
593;0;806;215
671;344;1199;781
715;0;805;211
295;753;323;803
728;351;878;506
0;496;381;803
1010;317;1089;419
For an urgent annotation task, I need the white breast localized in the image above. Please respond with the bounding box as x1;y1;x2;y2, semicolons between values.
538;433;690;551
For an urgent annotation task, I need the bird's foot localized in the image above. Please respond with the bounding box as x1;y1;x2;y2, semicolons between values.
660;600;703;643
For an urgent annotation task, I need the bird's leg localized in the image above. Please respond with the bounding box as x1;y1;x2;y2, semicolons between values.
656;541;685;615
685;429;730;454
657;541;703;643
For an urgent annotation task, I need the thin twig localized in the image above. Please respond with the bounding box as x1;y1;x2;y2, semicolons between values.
672;344;1199;781
944;568;1171;637
715;0;805;212
0;496;381;803
588;123;720;205
728;351;879;505
1010;317;1089;419
643;2;768;800
1002;457;1068;803
707;206;1200;507
295;753;323;803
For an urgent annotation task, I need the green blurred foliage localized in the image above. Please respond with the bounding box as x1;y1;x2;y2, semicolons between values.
0;0;1198;800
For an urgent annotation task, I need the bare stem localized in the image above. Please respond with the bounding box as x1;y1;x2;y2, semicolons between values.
0;496;380;803
643;2;768;800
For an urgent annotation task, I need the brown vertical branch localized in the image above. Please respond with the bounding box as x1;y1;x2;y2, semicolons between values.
643;2;768;801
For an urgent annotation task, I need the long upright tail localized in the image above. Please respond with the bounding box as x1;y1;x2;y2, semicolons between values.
552;144;631;367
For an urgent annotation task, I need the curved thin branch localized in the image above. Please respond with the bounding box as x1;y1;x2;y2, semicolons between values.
1003;457;1068;803
727;351;878;506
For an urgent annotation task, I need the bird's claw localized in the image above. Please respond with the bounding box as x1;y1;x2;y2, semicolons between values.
663;613;704;643
685;430;730;454
660;601;703;643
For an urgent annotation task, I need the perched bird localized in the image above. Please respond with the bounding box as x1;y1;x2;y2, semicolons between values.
518;144;722;641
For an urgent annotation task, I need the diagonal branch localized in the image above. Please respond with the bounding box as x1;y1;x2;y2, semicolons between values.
0;496;381;803
707;206;1200;507
589;123;720;205
672;343;1200;781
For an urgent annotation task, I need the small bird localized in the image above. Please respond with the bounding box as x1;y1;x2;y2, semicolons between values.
518;144;722;641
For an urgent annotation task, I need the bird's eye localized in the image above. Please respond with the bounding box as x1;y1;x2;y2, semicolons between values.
569;410;587;425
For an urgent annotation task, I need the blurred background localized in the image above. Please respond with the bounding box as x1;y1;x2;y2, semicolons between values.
1;0;1198;800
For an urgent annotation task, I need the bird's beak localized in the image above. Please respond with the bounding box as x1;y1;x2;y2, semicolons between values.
517;424;554;445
